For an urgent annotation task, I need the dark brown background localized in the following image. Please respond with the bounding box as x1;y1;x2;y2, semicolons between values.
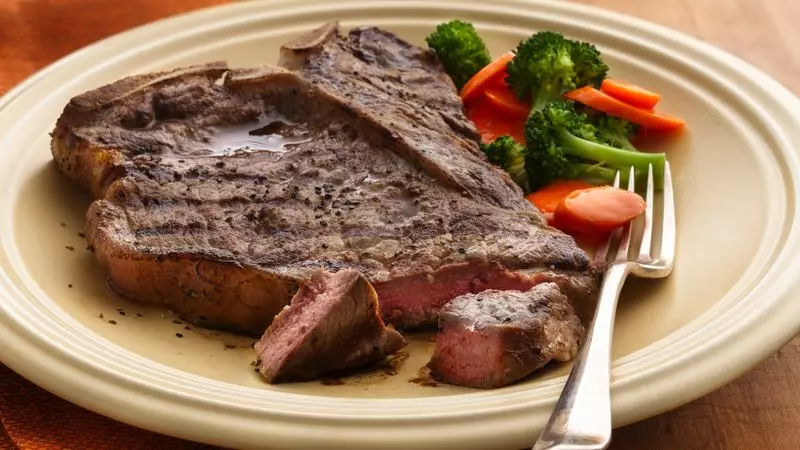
1;0;798;449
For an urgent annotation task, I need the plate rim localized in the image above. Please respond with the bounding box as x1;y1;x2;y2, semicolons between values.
1;1;800;449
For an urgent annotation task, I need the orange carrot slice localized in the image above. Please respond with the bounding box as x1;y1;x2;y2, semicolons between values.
526;180;596;218
553;186;646;235
601;78;661;110
484;83;531;118
466;97;526;144
565;86;685;131
460;51;515;103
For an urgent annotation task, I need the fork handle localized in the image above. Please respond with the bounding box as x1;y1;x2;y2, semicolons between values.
532;263;631;450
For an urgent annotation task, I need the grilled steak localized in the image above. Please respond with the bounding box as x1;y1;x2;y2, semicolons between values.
428;283;585;389
255;269;406;383
50;22;596;335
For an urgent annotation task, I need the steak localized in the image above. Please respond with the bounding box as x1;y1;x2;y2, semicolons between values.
428;283;585;389
255;269;406;383
50;22;596;335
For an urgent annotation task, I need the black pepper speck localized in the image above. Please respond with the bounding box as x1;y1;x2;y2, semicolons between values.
175;333;184;338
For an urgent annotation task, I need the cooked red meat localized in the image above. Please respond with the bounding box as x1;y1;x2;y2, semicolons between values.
50;22;596;336
428;283;585;389
255;269;405;383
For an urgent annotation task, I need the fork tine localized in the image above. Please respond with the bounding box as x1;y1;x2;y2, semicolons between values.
637;164;655;261
614;166;637;261
593;170;622;267
659;161;676;265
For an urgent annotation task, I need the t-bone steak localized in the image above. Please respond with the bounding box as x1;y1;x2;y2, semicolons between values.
50;22;596;335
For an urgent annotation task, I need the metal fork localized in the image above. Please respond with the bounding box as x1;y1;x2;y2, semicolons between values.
532;162;676;450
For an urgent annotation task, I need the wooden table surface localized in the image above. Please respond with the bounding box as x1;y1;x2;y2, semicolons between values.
1;0;799;449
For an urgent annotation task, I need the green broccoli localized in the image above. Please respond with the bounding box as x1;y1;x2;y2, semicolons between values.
590;114;640;151
480;136;528;191
505;31;608;112
523;101;665;191
426;20;492;91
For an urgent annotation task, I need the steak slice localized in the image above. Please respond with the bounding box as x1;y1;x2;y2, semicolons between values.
51;24;596;335
255;269;406;383
427;283;585;389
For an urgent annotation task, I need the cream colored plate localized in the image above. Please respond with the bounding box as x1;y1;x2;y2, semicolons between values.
2;1;800;449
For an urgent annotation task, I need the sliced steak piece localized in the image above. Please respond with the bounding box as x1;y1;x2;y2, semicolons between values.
51;23;596;335
428;283;585;389
255;269;406;383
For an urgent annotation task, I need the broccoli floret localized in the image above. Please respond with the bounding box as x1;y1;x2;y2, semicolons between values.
505;31;609;112
426;20;492;91
590;114;640;151
523;101;665;191
480;136;528;190
571;41;608;89
576;106;640;150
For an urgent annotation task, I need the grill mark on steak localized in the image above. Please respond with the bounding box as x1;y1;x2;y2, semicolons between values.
278;23;519;208
51;23;597;335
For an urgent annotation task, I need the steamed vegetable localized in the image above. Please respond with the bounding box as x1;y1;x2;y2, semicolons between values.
526;179;595;222
600;78;661;110
505;31;609;113
480;135;528;189
565;86;685;131
466;98;527;144
523;100;666;191
484;84;531;117
426;20;492;91
460;52;515;102
589;113;639;151
553;186;646;235
426;19;676;240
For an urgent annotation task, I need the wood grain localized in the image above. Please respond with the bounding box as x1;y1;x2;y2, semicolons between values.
571;0;800;448
575;0;800;93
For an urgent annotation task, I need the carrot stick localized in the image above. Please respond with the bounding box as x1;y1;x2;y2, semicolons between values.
484;84;531;117
460;51;514;103
466;97;526;144
601;79;661;110
565;86;685;131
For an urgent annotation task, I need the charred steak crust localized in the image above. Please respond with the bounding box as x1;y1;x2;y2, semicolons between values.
255;269;406;383
428;283;586;389
51;23;596;335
